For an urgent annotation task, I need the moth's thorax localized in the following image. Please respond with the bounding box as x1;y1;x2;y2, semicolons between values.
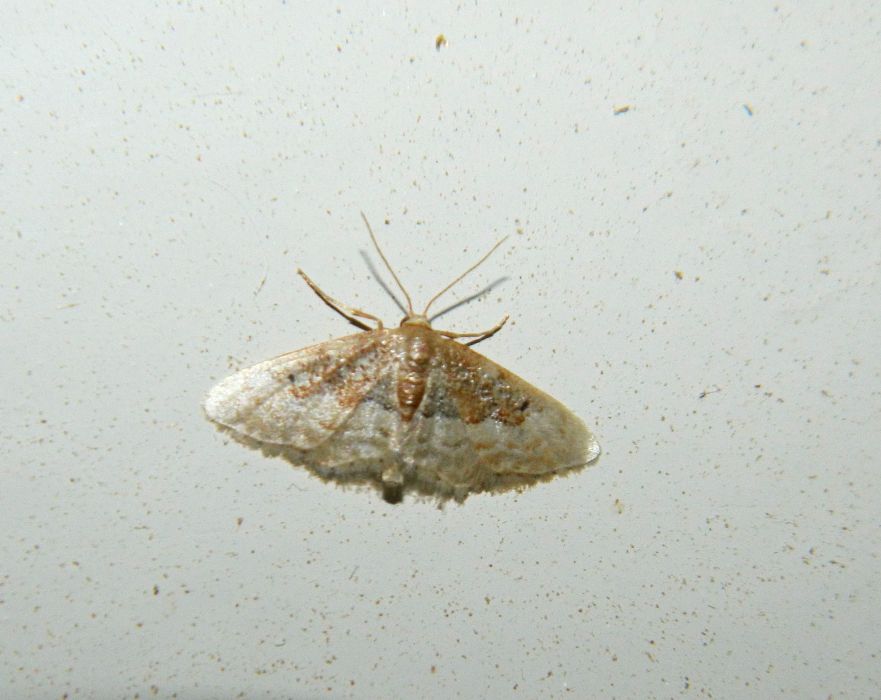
395;326;434;421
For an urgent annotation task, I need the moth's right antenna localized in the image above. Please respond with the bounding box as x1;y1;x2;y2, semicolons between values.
422;236;508;316
361;212;415;316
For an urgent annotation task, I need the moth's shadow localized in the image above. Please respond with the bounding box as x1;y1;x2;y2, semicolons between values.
359;249;508;325
427;279;508;325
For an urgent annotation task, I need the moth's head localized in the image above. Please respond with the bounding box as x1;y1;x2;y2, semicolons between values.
400;313;431;328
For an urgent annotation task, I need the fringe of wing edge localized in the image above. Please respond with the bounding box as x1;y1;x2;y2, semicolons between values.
208;420;602;504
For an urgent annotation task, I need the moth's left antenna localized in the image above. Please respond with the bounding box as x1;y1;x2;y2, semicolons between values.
360;212;415;315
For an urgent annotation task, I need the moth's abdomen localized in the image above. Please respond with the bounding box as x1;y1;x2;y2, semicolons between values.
396;332;432;421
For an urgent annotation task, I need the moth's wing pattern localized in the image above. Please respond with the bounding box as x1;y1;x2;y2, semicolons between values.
407;337;600;496
204;332;399;477
205;326;599;501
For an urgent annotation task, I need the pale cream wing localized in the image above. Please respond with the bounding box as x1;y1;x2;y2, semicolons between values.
204;331;395;451
416;337;600;491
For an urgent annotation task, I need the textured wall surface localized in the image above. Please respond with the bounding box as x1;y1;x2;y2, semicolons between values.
2;2;879;698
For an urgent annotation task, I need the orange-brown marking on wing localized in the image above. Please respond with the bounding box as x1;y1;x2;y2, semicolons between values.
334;362;378;410
284;335;382;404
438;339;530;427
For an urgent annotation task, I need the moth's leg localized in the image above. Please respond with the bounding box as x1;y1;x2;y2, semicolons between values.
297;269;384;330
436;314;509;346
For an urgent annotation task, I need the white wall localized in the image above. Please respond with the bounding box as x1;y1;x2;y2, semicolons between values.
2;2;879;697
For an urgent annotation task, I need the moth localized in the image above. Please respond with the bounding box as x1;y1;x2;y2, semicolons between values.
204;214;600;503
